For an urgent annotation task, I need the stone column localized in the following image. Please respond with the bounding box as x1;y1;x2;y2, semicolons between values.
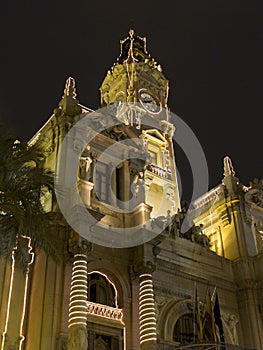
135;261;157;350
67;237;92;350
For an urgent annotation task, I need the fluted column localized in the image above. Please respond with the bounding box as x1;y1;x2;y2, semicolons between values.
67;236;92;350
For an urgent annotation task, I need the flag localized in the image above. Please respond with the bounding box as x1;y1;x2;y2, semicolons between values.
195;287;203;342
213;292;225;343
203;289;217;342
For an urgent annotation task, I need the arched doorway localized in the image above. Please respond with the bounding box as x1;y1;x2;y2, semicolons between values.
87;271;125;350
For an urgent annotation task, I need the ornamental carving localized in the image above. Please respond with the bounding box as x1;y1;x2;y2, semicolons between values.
133;259;156;275
154;284;191;300
68;325;87;350
235;278;263;289
101;125;127;141
222;313;239;345
245;178;263;208
67;230;92;256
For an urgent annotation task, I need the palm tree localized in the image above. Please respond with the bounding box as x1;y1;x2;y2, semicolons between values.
0;126;63;269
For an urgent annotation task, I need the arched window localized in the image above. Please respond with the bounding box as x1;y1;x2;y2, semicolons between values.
88;272;116;307
173;313;194;344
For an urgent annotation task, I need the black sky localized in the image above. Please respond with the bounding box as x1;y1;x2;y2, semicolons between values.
0;0;262;200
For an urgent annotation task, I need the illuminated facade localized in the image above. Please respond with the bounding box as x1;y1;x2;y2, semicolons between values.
0;30;263;350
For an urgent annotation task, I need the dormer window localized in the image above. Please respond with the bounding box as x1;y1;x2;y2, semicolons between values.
142;129;167;168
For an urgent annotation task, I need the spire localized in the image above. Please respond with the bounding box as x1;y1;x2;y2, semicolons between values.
127;28;135;60
117;29;159;69
100;30;167;108
223;156;235;177
63;77;77;99
222;156;240;196
55;77;82;117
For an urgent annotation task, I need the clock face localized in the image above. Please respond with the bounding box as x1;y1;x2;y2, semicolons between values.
139;91;160;113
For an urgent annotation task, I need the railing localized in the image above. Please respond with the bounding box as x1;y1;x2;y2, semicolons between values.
192;186;223;209
86;300;124;324
157;342;256;350
146;163;172;179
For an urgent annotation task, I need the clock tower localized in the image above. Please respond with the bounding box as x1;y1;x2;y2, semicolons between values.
100;29;169;109
99;29;181;220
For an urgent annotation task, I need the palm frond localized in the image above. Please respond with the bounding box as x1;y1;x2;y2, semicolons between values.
0;125;65;264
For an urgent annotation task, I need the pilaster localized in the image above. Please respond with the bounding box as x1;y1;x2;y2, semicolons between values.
1;237;34;350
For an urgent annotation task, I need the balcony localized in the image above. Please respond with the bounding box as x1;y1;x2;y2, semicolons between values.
157;343;256;350
146;163;172;180
86;300;124;325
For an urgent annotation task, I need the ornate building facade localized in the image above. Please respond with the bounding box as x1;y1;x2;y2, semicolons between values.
0;30;262;350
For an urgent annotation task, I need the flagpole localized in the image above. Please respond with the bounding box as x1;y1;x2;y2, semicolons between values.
211;285;217;305
202;287;209;331
203;287;217;345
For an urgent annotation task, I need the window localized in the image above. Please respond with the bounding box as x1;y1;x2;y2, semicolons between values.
88;273;116;307
116;165;125;202
147;142;162;166
173;314;194;343
148;148;158;165
95;162;109;203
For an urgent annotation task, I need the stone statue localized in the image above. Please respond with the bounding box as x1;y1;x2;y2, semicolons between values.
79;156;92;181
222;313;239;345
166;211;180;238
131;171;145;203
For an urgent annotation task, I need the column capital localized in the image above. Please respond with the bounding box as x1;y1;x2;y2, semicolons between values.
133;259;156;276
68;230;93;257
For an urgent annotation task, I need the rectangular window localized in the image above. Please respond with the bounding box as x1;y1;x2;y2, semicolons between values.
148;149;158;164
147;142;162;167
116;166;122;201
95;162;109;203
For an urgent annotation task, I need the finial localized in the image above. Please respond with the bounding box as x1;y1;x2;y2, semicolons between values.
54;76;81;117
223;156;235;177
64;77;77;99
129;28;134;38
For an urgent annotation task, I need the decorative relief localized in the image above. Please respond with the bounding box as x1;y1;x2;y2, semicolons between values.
101;125;127;141
85;111;111;131
67;230;92;256
245;178;263;208
68;325;87;350
73;139;85;152
222;313;239;345
133;259;156;275
160;120;175;137
155;295;168;310
154;284;191;300
235;278;263;289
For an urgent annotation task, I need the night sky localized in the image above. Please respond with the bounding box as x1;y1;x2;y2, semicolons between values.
0;0;262;201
